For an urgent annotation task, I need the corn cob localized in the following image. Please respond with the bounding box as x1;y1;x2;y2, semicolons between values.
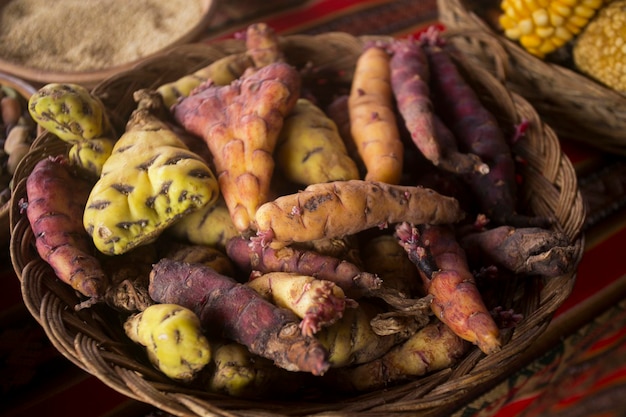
498;0;606;58
573;0;626;92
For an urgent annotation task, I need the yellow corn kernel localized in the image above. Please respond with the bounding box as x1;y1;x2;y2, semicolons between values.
549;10;566;26
581;0;604;8
574;5;596;18
532;8;550;25
520;33;543;47
551;36;567;48
536;26;556;38
500;0;604;58
556;0;579;7
518;18;535;34
512;0;530;15
523;0;541;11
500;14;518;30
549;2;573;16
538;38;558;53
555;26;575;41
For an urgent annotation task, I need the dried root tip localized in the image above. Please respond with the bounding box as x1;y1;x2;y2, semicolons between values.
438;152;490;176
353;272;383;292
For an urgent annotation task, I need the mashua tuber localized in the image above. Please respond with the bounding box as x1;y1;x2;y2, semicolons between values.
172;61;301;232
254;179;465;248
396;222;502;354
348;45;404;184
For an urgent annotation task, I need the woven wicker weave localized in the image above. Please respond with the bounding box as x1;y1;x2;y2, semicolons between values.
9;33;585;417
438;0;626;155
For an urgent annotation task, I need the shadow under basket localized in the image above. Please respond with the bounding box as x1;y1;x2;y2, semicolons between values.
9;32;585;417
437;0;626;156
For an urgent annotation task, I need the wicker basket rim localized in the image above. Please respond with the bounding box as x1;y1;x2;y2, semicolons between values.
9;32;586;417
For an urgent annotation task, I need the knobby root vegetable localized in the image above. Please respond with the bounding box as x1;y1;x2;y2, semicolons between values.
362;234;422;297
324;319;470;392
161;242;235;277
172;61;302;232
389;39;488;176
425;30;542;220
422;31;546;227
28;83;113;144
156;53;253;108
389;39;438;164
25;155;109;306
124;303;212;382
348;45;404;184
254;179;465;248
68;136;115;178
275;98;360;185
316;301;412;368
207;341;305;398
247;271;357;337
166;196;238;250
396;222;502;354
244;22;284;68
84;90;219;255
460;225;577;277
149;258;330;375
226;235;381;297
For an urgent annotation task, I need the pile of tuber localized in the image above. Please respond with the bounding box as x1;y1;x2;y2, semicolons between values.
17;22;580;398
226;235;382;297
148;258;330;376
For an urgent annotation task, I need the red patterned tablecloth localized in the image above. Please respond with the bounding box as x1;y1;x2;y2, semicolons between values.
2;1;626;416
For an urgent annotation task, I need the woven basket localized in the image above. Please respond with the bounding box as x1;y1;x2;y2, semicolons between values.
438;0;626;155
9;32;585;417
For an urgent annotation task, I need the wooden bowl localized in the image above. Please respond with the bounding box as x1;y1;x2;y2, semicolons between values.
0;0;217;88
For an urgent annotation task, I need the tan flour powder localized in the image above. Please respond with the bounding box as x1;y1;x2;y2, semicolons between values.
0;0;205;72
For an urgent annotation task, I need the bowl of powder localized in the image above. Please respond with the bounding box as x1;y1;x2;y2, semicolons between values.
0;0;217;87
